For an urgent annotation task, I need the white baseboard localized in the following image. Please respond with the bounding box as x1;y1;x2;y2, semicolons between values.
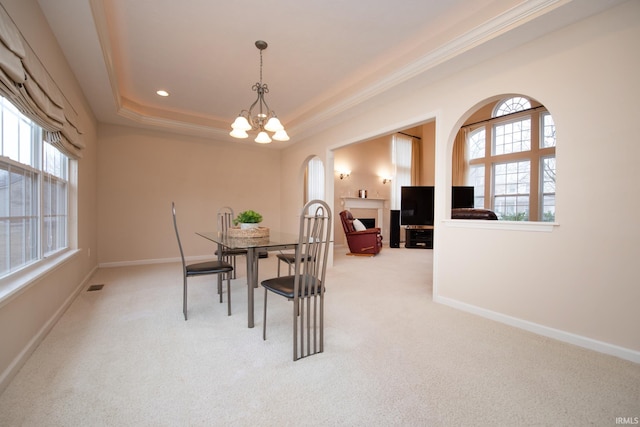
0;265;98;395
435;295;640;364
98;255;209;268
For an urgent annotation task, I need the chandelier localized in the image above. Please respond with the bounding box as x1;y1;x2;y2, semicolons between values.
230;40;289;143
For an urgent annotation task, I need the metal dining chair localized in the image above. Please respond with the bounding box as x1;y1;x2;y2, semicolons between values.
261;200;332;361
172;202;234;320
276;252;314;277
216;207;247;279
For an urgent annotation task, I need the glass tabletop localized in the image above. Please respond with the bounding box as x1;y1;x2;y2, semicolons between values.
196;230;300;250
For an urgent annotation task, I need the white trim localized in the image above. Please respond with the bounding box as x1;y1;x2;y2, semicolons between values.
341;197;386;236
98;255;211;269
0;249;81;308
0;263;96;395
435;295;640;364
442;219;558;232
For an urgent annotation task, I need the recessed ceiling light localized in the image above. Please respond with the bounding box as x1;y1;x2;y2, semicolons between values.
156;90;169;97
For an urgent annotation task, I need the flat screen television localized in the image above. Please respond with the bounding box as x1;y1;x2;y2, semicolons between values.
401;186;434;226
452;186;475;209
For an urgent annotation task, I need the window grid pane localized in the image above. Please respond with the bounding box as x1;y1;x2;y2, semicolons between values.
494;195;530;221
542;113;556;148
494;97;531;117
468;129;485;160
493;160;530;221
43;142;67;179
1;98;37;167
541;156;556;222
1;165;39;275
2;106;19;161
19;119;33;165
468;165;485;208
493;118;531;155
9;218;38;271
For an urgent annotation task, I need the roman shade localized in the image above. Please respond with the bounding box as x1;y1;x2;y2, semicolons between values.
0;4;84;159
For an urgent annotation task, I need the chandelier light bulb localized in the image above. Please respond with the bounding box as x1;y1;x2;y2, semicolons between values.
272;129;290;141
231;116;251;131
264;117;283;132
229;128;249;138
255;131;272;144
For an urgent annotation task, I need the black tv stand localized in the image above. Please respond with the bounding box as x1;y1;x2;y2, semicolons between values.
405;226;433;249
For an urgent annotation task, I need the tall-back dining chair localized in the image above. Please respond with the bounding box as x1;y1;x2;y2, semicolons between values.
216;206;247;279
261;200;332;361
172;202;234;320
276;252;314;277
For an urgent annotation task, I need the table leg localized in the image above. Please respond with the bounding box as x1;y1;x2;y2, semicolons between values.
216;243;222;299
246;247;259;328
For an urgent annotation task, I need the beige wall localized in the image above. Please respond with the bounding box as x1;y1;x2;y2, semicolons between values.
280;1;640;360
0;0;99;392
433;1;640;355
419;122;436;186
333;136;392;245
97;124;283;265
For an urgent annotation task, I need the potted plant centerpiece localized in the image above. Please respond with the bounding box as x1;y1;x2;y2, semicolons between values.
234;210;263;230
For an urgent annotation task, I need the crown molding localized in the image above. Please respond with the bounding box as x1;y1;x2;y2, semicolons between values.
90;0;569;143
290;0;567;135
89;0;122;112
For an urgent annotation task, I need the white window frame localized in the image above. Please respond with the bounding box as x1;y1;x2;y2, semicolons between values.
305;156;325;214
0;96;75;287
391;134;412;210
466;98;556;222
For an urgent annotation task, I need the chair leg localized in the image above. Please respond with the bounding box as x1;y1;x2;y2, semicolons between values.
293;297;298;361
277;259;281;277
183;276;188;321
227;273;231;316
263;288;268;340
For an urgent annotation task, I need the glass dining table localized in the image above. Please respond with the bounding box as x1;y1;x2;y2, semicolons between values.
196;230;300;328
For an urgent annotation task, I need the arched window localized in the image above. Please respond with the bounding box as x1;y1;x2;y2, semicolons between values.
305;156;325;203
465;96;556;221
390;133;413;210
493;96;531;116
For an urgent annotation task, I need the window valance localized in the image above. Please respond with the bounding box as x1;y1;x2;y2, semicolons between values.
0;4;84;159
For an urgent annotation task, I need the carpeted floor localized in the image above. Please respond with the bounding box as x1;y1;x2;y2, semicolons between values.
0;247;638;426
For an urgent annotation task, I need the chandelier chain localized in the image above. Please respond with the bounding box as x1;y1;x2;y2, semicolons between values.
260;48;263;84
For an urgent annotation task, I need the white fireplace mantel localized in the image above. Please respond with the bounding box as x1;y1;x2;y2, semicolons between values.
340;197;386;234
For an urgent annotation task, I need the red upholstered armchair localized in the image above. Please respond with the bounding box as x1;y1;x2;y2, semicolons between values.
339;210;383;256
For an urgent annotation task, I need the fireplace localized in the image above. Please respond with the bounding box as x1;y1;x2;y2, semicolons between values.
358;218;375;229
340;197;386;236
